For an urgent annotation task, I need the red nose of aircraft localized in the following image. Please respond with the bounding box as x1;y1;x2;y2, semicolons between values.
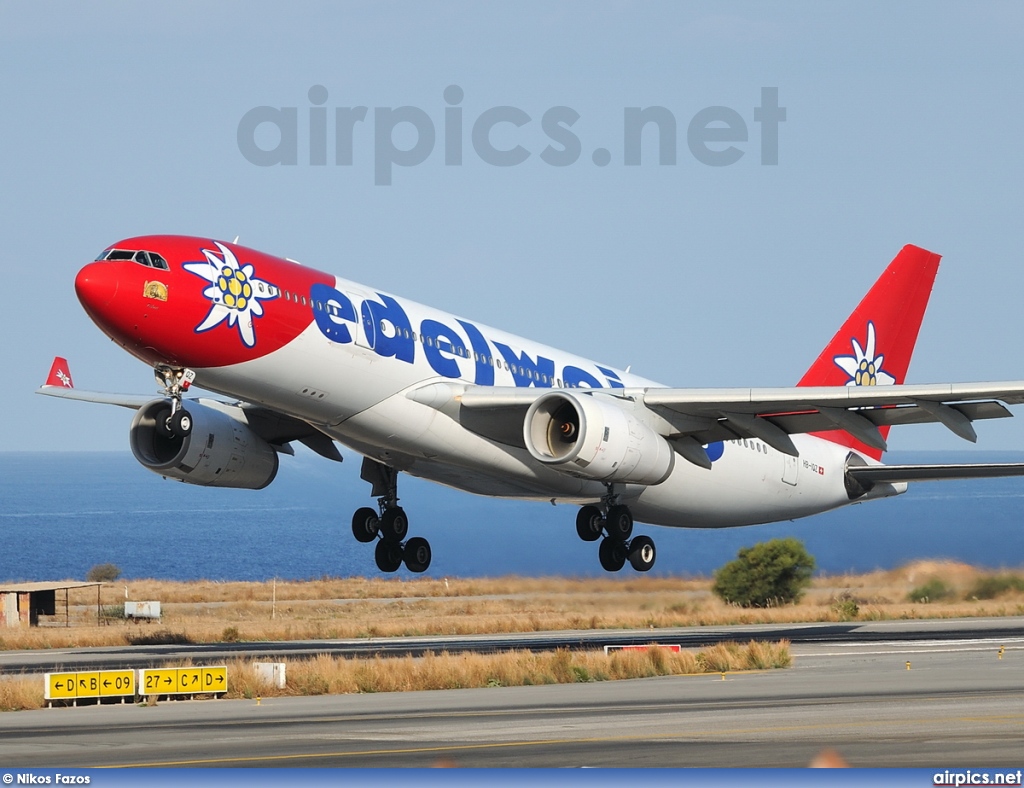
75;262;120;324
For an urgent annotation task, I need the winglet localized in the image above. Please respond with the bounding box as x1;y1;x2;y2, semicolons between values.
44;357;75;389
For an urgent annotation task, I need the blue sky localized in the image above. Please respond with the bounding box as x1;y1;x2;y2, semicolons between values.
3;1;1024;456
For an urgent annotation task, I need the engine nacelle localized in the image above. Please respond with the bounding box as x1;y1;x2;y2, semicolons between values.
524;391;675;485
130;399;279;489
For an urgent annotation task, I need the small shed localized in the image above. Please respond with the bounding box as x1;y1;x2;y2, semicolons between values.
0;581;103;628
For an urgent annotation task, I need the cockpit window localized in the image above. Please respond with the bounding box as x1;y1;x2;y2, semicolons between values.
96;249;169;270
103;250;136;261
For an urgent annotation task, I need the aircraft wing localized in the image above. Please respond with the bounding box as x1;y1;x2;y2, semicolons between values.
36;357;342;463
639;381;1024;456
409;380;1024;468
36;385;155;410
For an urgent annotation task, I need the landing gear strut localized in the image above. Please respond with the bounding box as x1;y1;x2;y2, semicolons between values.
154;365;195;438
577;486;656;573
352;458;432;574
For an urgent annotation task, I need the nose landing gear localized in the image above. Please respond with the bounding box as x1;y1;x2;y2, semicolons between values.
154;365;195;438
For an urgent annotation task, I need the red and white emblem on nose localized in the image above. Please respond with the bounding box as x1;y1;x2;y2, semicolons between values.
183;242;279;348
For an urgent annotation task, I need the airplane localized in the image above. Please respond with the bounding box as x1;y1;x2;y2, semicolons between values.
38;236;1024;575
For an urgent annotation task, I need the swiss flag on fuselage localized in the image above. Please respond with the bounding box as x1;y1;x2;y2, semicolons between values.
797;245;942;460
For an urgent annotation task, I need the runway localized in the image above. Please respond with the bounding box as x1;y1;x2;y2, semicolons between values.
3;615;1023;673
1;621;1022;768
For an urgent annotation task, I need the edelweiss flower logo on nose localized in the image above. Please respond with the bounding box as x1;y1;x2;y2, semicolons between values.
833;321;896;386
184;242;278;347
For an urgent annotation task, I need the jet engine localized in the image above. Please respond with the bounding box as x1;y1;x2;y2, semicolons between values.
130;399;280;489
523;391;674;485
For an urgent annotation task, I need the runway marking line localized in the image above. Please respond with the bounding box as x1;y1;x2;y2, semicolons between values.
98;711;1024;768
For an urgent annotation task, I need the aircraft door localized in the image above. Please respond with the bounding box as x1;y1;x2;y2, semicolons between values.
347;292;373;350
782;454;799;486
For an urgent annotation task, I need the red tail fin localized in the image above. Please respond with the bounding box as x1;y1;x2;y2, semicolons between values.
44;357;74;388
798;245;941;459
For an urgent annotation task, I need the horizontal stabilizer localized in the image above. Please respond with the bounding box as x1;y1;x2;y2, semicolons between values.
848;463;1024;484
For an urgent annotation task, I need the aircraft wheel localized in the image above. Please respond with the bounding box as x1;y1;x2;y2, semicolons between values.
351;507;380;543
381;507;409;542
575;505;604;542
374;538;403;573
170;409;193;437
628;535;656;572
155;407;175;439
605;505;633;541
598;536;627;573
404;537;432;573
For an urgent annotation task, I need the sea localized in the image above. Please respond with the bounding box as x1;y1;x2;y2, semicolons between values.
1;450;1023;582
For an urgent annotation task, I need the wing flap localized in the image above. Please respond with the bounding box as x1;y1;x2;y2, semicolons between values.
641;381;1024;413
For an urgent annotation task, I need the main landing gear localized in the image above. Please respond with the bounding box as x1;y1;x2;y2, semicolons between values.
575;489;656;573
351;459;432;574
154;366;195;439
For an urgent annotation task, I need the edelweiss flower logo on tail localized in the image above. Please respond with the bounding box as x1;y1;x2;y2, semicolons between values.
184;242;277;347
833;321;896;386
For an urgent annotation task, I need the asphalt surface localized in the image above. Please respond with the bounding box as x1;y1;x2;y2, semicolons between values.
1;619;1022;768
3;615;1024;673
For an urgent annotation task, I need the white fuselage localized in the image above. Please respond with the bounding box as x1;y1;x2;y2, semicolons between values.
193;272;898;529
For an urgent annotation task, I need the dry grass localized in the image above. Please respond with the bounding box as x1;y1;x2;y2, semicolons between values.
0;641;790;711
0;675;45;711
223;640;790;699
2;561;1022;652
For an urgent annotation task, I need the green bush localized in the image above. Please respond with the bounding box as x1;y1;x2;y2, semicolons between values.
127;630;193;646
100;604;125;622
86;563;121;583
907;578;954;603
830;595;860;621
712;538;815;608
968;574;1024;600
